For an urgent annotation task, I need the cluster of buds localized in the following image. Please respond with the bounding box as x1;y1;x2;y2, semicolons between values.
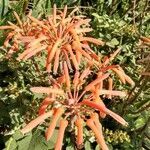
0;5;135;150
104;129;130;144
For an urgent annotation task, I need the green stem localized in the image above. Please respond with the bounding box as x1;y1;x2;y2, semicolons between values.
1;0;5;18
6;138;13;150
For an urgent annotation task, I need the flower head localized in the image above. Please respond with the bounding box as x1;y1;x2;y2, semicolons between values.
0;4;135;150
20;56;131;149
0;5;104;74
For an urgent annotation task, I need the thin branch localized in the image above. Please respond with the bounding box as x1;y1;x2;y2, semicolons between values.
47;6;94;10
130;103;150;114
132;0;136;26
142;143;150;150
139;0;148;33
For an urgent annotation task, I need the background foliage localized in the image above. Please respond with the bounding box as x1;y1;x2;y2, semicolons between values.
0;0;149;149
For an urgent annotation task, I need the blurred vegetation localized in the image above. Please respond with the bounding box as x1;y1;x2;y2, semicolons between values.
0;0;150;150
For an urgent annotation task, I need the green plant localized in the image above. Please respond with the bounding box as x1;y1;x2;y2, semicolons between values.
0;1;149;150
0;4;136;150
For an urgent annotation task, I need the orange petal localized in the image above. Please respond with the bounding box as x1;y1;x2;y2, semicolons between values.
80;37;104;46
13;11;22;27
47;39;62;64
63;61;71;89
108;77;113;99
75;28;93;33
45;107;64;141
0;26;16;30
106;109;128;126
28;15;49;29
80;67;91;81
53;4;57;25
82;100;128;126
65;44;79;70
100;90;126;97
90;113;108;150
21;110;53;134
18;36;35;43
109;48;121;62
140;36;150;43
53;48;61;74
17;44;40;60
81;100;107;113
28;36;47;48
85;73;110;91
72;41;91;60
73;71;80;88
112;68;126;84
63;49;73;71
86;118;109;150
75;117;84;147
124;74;135;87
30;87;64;95
38;97;54;115
61;5;67;25
23;45;47;60
55;119;68;150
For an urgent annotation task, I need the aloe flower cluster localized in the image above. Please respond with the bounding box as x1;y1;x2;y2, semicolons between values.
0;5;135;150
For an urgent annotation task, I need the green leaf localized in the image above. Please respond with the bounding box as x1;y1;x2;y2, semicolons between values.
136;98;150;109
13;130;24;141
95;145;100;150
5;137;17;150
111;38;119;45
28;129;48;150
106;38;119;48
92;13;100;19
0;102;10;124
17;133;32;150
45;0;52;15
47;129;58;149
0;0;9;19
135;117;146;129
33;93;44;100
85;140;92;150
66;145;74;150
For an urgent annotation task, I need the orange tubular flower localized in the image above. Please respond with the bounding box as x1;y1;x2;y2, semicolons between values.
82;100;128;126
0;6;105;74
64;44;79;70
1;4;137;150
21;110;54;134
86;118;109;150
55;119;68;150
45;107;64;141
124;74;135;87
63;61;71;90
91;113;102;130
75;117;84;148
94;97;107;119
38;97;54;115
108;77;113;99
91;113;109;150
84;73;110;91
30;87;64;95
112;68;126;84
